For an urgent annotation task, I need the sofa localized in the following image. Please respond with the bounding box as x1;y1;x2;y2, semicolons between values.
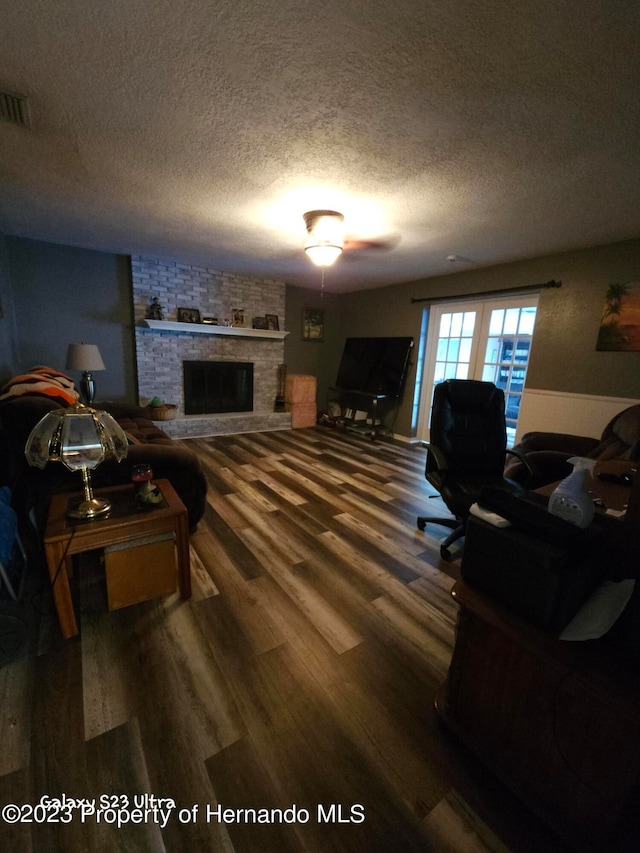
504;402;640;488
0;369;207;536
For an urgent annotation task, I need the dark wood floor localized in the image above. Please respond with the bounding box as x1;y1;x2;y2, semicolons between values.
0;427;572;852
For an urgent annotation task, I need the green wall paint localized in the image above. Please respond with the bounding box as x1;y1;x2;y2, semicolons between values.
283;286;343;412
284;239;640;439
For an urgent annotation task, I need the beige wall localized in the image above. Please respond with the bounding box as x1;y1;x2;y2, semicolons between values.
285;238;640;439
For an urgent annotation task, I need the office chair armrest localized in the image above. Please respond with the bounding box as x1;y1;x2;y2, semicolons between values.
424;442;449;472
504;446;559;487
506;447;534;477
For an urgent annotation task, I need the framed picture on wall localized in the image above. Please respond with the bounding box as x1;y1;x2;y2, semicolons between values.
596;281;640;351
302;307;324;341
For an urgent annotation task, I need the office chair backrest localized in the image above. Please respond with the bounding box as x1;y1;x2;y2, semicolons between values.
428;380;507;478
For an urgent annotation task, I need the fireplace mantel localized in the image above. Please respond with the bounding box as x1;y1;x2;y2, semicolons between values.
142;319;288;340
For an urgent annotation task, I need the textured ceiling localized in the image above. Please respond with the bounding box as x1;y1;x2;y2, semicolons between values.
1;0;639;293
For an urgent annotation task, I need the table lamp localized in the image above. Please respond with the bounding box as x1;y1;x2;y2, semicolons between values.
25;402;128;518
65;343;105;405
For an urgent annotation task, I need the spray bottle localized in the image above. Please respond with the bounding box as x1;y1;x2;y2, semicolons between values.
547;456;596;528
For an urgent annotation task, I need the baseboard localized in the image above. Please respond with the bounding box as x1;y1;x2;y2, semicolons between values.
399;435;422;445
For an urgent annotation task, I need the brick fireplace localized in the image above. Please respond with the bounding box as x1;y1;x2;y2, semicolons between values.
130;256;290;436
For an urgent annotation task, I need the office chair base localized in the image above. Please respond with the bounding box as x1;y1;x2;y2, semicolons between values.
416;515;459;533
416;516;465;562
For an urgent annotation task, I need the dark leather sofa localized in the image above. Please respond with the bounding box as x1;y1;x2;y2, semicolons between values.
504;403;640;488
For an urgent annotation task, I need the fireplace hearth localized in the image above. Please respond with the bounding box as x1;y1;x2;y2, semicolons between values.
183;360;253;415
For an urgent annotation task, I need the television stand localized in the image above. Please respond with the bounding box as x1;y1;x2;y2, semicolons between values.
329;388;398;440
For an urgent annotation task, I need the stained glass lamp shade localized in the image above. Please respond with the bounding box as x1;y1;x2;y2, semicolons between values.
25;403;129;518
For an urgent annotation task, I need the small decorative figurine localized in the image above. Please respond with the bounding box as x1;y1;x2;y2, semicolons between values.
146;297;164;320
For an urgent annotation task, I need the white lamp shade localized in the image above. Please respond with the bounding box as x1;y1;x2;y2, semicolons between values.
66;343;105;372
304;244;343;266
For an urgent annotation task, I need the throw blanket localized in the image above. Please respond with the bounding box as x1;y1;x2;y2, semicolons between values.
0;366;79;406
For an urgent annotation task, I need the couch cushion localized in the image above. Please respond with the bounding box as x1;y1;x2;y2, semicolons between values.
115;416;174;446
587;404;640;461
611;404;640;447
587;436;634;461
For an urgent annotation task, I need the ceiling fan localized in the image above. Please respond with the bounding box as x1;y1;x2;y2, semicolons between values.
302;210;397;267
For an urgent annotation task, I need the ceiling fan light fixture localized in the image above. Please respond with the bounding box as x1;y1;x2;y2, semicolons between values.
304;243;343;266
303;210;344;267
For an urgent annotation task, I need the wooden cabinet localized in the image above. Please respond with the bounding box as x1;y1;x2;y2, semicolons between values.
437;582;640;851
104;532;177;610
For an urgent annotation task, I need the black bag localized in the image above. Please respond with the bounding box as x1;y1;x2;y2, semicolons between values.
461;488;606;633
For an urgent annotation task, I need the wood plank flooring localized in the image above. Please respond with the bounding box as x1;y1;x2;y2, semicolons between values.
0;427;572;852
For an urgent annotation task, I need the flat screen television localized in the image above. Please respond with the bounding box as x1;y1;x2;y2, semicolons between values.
335;337;413;399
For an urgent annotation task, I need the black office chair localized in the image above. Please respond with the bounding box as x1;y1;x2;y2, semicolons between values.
417;379;528;560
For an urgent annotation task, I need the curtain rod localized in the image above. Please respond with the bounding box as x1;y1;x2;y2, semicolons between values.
410;279;561;304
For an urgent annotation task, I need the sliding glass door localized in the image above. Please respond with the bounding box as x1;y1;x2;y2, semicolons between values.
417;295;538;446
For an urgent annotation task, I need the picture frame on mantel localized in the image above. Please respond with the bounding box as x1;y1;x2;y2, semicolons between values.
302;307;324;342
231;307;246;328
177;307;201;324
265;314;279;331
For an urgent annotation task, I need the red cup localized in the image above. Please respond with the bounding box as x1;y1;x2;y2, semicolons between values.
132;464;153;490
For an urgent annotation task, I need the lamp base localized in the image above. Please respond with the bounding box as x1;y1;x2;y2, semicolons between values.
67;497;112;519
80;371;96;406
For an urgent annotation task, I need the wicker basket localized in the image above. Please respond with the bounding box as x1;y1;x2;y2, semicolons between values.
149;403;177;421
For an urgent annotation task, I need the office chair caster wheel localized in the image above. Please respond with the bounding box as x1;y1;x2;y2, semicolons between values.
417;518;426;531
440;545;453;562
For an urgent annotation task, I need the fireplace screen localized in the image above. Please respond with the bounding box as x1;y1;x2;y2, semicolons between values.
183;361;253;415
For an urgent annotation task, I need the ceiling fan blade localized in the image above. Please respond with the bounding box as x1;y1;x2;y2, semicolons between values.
342;234;400;257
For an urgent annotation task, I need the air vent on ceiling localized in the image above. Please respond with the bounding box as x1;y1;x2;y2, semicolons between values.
0;90;30;128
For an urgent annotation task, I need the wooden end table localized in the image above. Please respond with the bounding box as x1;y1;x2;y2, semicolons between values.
43;478;191;639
